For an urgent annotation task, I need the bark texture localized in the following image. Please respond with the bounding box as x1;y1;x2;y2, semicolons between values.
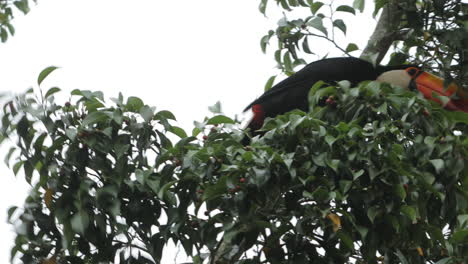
360;0;404;65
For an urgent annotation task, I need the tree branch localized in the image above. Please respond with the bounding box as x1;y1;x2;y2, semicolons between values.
360;0;403;64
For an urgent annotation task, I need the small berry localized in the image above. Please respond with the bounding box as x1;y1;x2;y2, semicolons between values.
239;177;246;183
202;135;208;141
422;109;430;116
204;211;210;216
325;96;336;106
65;102;71;107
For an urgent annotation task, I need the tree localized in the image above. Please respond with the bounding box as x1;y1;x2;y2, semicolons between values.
1;1;467;263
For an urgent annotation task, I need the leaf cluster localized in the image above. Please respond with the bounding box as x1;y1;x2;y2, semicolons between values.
258;0;467;91
0;0;35;42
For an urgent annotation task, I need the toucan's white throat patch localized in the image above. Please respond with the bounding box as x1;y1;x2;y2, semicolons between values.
377;70;412;89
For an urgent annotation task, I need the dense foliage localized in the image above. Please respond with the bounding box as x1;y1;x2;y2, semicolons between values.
1;0;468;263
1;69;467;263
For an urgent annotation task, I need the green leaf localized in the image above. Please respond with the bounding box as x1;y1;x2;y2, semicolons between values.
367;206;379;223
345;43;359;52
373;0;387;17
65;128;77;141
112;109;123;125
203;175;228;201
333;19;346;35
260;30;274;53
451;229;468;243
306;17;327;36
279;0;291;11
82;112;110;127
6;23;15;36
325;135;337;146
264;75;276;91
4;147;16;167
38;66;59;86
401;205;417;223
352;0;365;12
13;160;24;175
430;159;444;173
337;230;354;250
458;214;468;228
310;186;330;201
352;169;364;180
44;87;61;98
126;96;144;112
302;36;314;54
336;5;356;15
157;180;177;200
326;159;339;172
274;49;282;65
192;127;201;137
310;2;324;14
445;110;468;124
0;28;7;43
14;0;30;14
139;105;154;122
208;101;222;114
283;51;293;72
377;102;387;114
207;115;235;125
339;180;352;193
394;184;407;200
71;210;89;234
7;206;18;222
155;110;176;121
169;126;187;138
259;0;268;15
135;169;150;185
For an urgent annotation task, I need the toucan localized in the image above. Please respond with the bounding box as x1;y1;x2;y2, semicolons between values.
244;57;468;131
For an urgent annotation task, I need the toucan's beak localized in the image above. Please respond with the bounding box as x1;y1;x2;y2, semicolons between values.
407;68;468;112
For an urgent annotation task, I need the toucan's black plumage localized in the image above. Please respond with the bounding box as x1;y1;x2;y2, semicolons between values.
244;57;467;132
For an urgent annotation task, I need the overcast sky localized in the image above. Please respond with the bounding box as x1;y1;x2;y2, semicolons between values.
0;0;376;262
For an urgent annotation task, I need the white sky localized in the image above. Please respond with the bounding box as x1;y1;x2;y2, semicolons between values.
0;0;376;262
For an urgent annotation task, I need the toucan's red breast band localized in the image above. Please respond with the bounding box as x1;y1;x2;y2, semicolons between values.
250;104;265;130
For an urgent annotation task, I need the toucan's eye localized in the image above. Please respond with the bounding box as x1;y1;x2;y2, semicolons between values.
406;67;419;77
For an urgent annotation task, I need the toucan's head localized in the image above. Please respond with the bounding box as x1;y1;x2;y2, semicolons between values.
377;67;468;112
